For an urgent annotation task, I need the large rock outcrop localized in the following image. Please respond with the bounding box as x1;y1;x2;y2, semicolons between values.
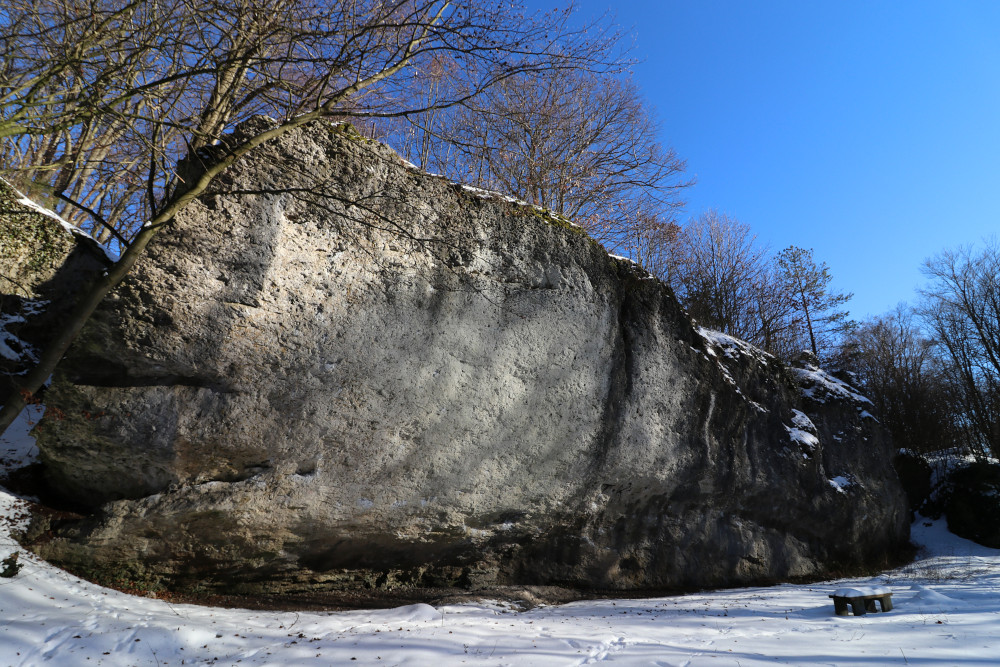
21;120;909;596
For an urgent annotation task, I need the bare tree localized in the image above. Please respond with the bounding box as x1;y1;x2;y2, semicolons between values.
839;305;959;455
749;261;802;360
921;241;1000;459
383;66;689;266
606;205;681;281
2;1;622;240
0;0;623;435
0;0;183;241
666;210;795;353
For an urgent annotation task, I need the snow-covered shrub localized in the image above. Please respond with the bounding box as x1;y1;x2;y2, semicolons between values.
1;552;21;578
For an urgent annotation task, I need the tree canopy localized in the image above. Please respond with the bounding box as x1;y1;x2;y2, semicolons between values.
1;0;622;245
0;0;628;435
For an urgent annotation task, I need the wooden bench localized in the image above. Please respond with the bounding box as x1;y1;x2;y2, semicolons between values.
829;586;893;616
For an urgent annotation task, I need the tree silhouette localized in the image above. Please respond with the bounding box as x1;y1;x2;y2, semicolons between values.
776;245;852;360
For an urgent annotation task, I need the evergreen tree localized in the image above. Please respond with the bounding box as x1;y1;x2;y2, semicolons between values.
776;245;853;360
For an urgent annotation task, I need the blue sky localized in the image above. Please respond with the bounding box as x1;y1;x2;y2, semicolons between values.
526;0;1000;319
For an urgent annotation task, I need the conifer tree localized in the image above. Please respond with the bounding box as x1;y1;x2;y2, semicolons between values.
776;245;852;360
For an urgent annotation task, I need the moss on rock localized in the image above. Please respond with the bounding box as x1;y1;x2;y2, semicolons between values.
0;179;77;293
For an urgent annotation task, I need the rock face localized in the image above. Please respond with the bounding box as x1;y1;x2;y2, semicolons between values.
944;462;1000;549
23;121;909;595
0;178;109;406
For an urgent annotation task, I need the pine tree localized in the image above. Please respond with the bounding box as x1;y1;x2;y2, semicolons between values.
776;245;853;360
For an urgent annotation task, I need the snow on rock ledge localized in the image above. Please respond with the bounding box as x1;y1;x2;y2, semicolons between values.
793;361;872;407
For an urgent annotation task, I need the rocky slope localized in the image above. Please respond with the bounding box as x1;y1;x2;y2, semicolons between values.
17;120;908;596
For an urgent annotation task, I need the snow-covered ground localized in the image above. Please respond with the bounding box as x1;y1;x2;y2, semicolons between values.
2;408;999;666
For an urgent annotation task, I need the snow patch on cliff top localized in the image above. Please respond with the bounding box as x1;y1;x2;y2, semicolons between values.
698;327;775;366
1;176;116;261
793;363;873;405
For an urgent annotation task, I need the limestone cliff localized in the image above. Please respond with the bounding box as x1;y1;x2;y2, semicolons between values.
20;120;908;596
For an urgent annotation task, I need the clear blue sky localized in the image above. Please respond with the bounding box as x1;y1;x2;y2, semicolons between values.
525;0;1000;319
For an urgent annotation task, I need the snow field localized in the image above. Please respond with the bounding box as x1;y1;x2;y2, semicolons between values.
2;407;999;666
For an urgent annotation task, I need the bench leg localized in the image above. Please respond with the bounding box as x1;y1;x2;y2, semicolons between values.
878;596;893;612
833;598;849;616
849;598;867;616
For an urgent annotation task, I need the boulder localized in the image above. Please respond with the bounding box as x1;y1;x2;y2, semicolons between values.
22;121;909;596
944;461;1000;549
0;178;110;407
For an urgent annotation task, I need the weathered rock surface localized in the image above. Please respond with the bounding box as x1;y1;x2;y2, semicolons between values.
0;178;110;406
22;121;909;595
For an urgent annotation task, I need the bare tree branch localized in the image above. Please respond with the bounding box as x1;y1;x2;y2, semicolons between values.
0;0;626;434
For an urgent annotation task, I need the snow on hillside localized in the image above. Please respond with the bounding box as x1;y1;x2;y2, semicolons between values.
2;409;999;666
